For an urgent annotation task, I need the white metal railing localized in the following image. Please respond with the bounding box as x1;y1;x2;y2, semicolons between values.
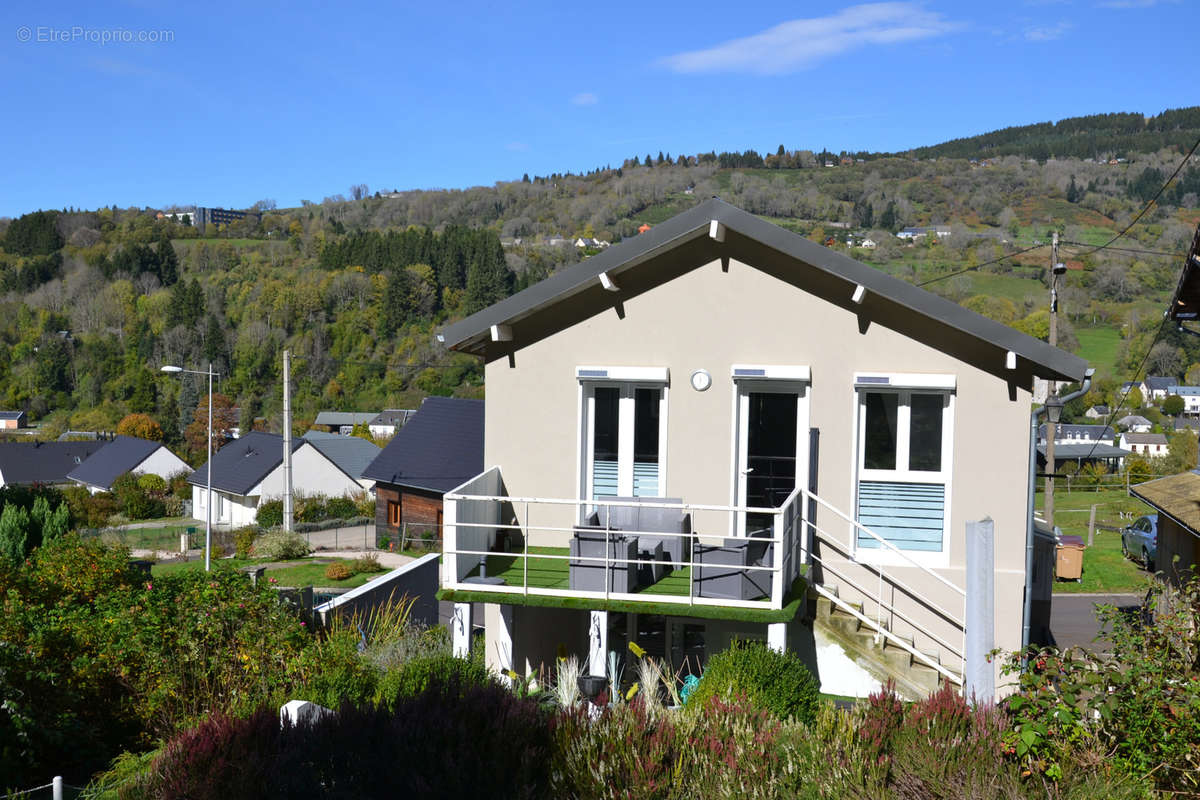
442;485;803;611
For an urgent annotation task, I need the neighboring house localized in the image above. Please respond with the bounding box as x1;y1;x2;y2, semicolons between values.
859;238;877;249
1117;414;1153;432
361;397;483;543
896;226;925;240
186;431;370;528
545;233;566;246
1130;471;1200;588
1168;385;1200;415
435;198;1086;699
66;436;190;494
1038;423;1115;445
313;411;378;435
0;411;26;429
1143;376;1176;401
1120;432;1169;457
368;409;415;439
1083;405;1109;420
301;431;381;492
0;441;106;487
1036;441;1129;473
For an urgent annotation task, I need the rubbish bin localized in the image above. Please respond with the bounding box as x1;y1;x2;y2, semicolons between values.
1055;534;1085;581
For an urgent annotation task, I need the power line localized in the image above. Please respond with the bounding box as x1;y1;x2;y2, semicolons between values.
915;243;1047;287
1069;134;1200;259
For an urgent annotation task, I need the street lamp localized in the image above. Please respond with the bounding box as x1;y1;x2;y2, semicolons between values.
162;362;217;571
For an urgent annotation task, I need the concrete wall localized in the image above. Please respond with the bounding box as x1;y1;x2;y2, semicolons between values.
482;252;1036;663
314;552;440;628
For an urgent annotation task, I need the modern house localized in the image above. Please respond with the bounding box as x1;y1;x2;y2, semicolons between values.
0;441;107;487
66;436;190;494
186;431;373;528
362;397;483;546
0;410;26;430
1168;385;1200;415
1120;431;1169;457
435;198;1086;699
301;431;382;492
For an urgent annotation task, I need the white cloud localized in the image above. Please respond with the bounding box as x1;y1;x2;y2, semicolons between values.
658;2;961;75
1024;21;1072;40
571;92;598;106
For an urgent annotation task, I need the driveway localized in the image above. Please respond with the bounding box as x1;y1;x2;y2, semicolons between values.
1050;593;1144;651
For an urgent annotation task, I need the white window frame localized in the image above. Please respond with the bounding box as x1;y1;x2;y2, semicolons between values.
728;367;810;538
851;373;955;568
576;368;669;504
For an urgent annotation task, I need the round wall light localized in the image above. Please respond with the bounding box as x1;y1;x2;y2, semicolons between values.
690;369;712;392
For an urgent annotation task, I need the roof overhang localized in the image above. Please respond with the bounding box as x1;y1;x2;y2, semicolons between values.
438;198;1087;382
1168;224;1200;322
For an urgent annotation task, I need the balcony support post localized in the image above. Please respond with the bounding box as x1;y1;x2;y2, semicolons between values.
588;609;608;677
452;602;473;658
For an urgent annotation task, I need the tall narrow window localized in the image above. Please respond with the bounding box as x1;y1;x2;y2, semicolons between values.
856;389;951;555
583;381;666;500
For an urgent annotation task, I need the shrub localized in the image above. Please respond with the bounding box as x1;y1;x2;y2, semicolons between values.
325;496;357;520
255;528;311;560
233;526;258;559
324;561;353;581
689;639;820;723
255;499;283;528
112;472;166;520
352;553;384;573
136;473;167;494
296;496;328;523
376;653;493;707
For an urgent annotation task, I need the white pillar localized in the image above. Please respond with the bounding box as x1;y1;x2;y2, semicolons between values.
965;518;995;703
486;603;514;678
588;609;608;676
452;602;473;658
767;621;788;653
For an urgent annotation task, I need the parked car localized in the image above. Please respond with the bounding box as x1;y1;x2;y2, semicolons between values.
1121;514;1158;572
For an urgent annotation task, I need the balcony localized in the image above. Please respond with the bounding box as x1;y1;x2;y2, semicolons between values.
440;467;809;620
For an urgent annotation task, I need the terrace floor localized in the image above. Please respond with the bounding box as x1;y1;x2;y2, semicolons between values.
463;546;693;596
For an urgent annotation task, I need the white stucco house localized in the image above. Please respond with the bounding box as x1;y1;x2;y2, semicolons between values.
435;199;1086;700
1120;431;1169;458
67;435;191;494
187;431;377;528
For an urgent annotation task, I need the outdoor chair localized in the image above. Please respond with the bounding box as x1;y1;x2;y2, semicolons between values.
568;528;638;593
691;528;774;601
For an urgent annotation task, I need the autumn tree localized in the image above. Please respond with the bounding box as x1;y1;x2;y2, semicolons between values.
184;392;238;459
116;413;164;442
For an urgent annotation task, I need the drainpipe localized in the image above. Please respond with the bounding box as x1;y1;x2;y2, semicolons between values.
1023;368;1093;653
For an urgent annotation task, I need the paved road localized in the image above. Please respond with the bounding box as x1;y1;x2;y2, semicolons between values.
1050;593;1144;651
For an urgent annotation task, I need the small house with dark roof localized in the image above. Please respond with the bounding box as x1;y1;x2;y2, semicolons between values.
66;435;190;494
301;431;381;491
0;410;26;430
312;411;378;435
368;409;415;439
361;397;483;544
1144;376;1177;401
186;431;372;529
0;441;107;487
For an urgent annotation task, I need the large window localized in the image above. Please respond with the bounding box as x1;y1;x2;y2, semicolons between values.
581;375;667;501
856;386;952;557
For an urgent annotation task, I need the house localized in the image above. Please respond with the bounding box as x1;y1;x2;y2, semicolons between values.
0;411;26;430
313;411;378;435
859;238;877;249
1143;376;1176;402
66;436;191;494
1117;414;1153;432
1120;432;1169;457
1083;405;1109;419
301;431;382;492
896;227;925;240
545;233;566;246
1129;469;1200;587
435;198;1086;700
1036;424;1126;471
368;409;415;439
1168;386;1200;415
186;431;372;528
0;441;107;487
362;397;483;545
1037;423;1115;445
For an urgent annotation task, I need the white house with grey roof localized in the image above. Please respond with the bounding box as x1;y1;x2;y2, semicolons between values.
435;198;1086;700
66;435;190;494
187;431;377;528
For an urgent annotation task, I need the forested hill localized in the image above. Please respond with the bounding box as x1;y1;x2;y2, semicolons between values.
2;106;1200;461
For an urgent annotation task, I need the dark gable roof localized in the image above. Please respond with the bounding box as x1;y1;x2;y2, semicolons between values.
66;436;161;491
305;434;380;480
1144;376;1176;391
0;441;107;486
187;431;301;495
361;397;483;493
439;198;1087;381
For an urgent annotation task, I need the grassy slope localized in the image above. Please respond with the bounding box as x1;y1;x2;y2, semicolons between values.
1074;326;1124;376
1036;488;1155;594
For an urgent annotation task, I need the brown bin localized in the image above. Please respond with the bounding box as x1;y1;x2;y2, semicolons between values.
1055;536;1084;581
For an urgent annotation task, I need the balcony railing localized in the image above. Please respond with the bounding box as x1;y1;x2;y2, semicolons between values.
442;467;806;611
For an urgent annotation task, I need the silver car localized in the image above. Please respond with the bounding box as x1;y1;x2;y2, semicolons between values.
1121;514;1158;572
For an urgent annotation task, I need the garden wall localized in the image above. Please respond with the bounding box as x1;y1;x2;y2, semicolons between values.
313;553;440;628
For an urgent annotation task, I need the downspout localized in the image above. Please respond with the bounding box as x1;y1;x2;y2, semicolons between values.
1023;367;1094;653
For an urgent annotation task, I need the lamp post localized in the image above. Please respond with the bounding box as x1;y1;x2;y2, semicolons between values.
162;362;217;571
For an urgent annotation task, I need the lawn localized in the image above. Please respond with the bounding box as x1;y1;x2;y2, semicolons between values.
1036;487;1155;593
151;556;381;588
104;524;197;551
1074;325;1123;375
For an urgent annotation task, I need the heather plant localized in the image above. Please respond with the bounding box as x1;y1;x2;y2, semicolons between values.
688;639;820;723
255;528;311;559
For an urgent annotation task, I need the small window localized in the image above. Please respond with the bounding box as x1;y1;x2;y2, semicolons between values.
387;500;401;527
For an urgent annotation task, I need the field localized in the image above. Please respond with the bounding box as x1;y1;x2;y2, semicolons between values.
1073;325;1124;376
1036;487;1155;593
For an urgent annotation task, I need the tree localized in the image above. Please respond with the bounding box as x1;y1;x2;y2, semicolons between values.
464;235;513;314
1163;394;1185;417
1147;342;1185;379
117;413;164;441
155;238;179;286
0;504;30;564
184;393;238;458
202;314;225;364
879;201;897;231
128;368;157;413
1126;386;1145;410
1066;174;1079;203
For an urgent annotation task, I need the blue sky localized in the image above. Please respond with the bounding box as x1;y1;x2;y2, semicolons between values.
1;0;1197;218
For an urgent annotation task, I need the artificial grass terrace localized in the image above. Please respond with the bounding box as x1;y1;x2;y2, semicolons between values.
438;545;809;624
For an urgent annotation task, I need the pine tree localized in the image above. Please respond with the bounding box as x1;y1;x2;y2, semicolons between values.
380;267;415;338
1066;174;1079;203
156;237;179;285
464;234;513;314
203;314;225;363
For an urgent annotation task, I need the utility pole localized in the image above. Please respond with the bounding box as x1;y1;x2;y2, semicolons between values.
1045;232;1063;529
283;349;294;532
